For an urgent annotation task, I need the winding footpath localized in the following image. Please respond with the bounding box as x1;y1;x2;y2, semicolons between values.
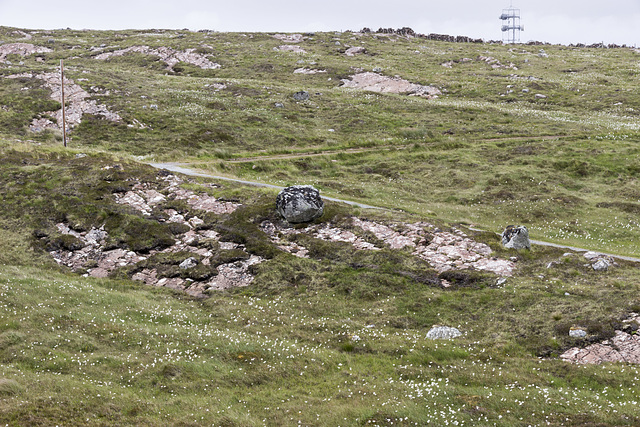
149;162;640;263
148;162;384;210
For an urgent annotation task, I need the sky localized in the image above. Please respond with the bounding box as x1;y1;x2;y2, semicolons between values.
1;0;639;46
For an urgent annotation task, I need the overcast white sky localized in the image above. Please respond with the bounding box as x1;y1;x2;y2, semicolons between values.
1;0;639;46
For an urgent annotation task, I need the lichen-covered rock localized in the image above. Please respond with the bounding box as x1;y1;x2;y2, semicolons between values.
276;185;324;223
426;326;462;340
501;225;531;250
292;91;310;101
592;258;610;271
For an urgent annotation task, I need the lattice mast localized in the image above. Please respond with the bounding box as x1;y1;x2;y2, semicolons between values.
499;3;524;43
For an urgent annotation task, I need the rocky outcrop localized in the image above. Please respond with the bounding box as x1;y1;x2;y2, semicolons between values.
260;217;516;277
560;331;640;364
95;46;221;71
561;314;640;364
7;72;121;132
44;173;258;298
273;34;304;43
341;72;441;99
501;225;531;250
0;43;51;62
276;185;324;223
275;45;306;53
345;46;366;56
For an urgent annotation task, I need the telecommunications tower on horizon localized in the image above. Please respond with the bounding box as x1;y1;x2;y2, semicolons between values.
499;3;524;43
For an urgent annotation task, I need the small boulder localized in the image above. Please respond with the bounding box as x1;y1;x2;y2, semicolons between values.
179;257;198;269
501;225;531;250
583;251;601;261
292;91;310;101
592;258;610;271
276;185;324;223
426;326;462;340
569;327;587;338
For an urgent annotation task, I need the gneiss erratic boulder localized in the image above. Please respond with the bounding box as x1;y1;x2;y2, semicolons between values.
276;185;324;223
501;225;531;250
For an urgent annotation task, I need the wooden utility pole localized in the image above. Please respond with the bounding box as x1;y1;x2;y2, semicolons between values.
60;59;67;147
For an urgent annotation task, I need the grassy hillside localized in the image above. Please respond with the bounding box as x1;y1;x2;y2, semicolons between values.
0;26;639;425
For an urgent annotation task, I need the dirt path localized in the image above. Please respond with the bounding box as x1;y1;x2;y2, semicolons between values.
148;162;385;210
148;161;640;262
178;135;566;165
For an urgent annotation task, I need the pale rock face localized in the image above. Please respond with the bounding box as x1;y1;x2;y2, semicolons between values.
561;331;640;364
345;46;366;56
426;326;462;340
501;225;531;250
276;185;324;223
569;328;587;338
340;72;441;98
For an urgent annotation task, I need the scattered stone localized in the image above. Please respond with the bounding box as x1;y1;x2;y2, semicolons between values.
560;331;640;364
273;34;304;43
446;56;518;70
427;326;462;340
501;225;531;250
292;91;310;101
95;45;220;71
341;72;441;99
583;252;616;271
535;93;547;99
276;185;324;223
274;102;284;108
345;46;366;56
276;45;307;53
496;277;507;286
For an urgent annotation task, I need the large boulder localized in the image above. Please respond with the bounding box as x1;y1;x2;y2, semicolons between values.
276;185;324;223
501;225;531;250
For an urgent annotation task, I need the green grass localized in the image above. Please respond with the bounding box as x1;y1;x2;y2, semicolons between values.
1;26;640;425
0;257;639;426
